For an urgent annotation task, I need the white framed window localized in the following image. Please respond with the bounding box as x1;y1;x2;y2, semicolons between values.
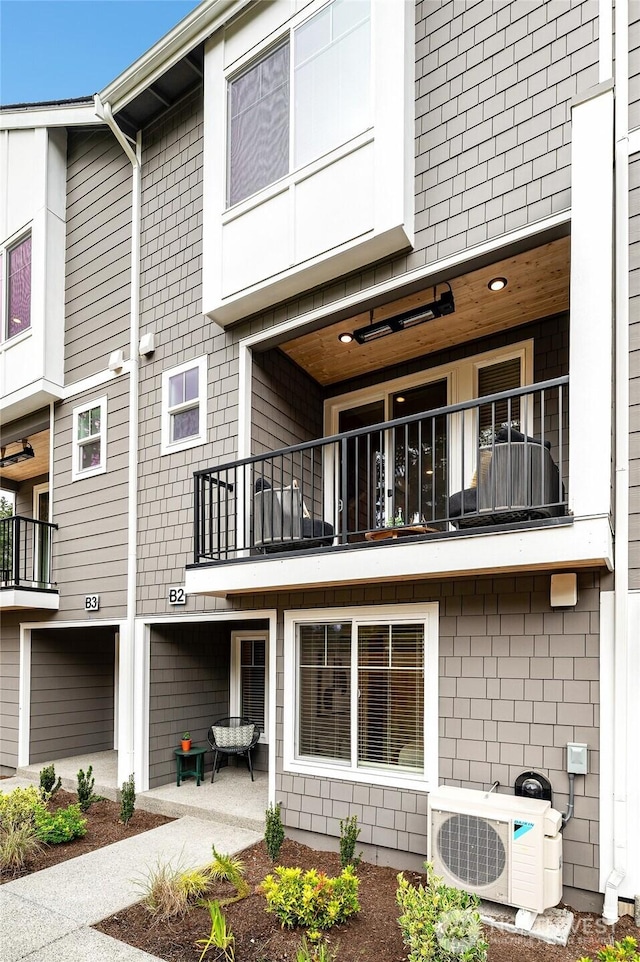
161;356;208;455
230;631;268;742
72;396;107;481
1;232;32;342
283;604;439;792
226;0;371;208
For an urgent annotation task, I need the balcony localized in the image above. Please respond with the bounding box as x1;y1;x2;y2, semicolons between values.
0;515;59;610
185;378;612;597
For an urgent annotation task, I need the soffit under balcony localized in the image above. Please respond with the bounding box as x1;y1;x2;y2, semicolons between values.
0;429;49;485
280;236;570;386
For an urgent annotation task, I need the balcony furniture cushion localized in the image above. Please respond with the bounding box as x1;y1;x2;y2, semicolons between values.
207;716;260;782
494;426;552;450
254;477;334;551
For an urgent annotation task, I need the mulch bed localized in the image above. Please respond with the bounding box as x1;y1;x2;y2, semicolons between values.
0;788;173;882
95;838;640;962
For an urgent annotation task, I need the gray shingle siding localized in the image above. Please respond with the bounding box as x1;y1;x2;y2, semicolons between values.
251;571;600;890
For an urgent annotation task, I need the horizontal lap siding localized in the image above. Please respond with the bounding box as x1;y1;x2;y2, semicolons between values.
629;156;640;587
52;378;129;618
629;2;640;132
0;621;20;772
148;622;231;788
29;627;115;763
64;129;132;382
229;572;600;892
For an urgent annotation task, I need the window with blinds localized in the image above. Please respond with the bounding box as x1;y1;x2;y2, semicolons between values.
477;357;522;436
240;638;266;733
298;623;351;762
296;620;425;774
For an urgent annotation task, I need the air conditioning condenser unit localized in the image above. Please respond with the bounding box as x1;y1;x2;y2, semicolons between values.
427;786;563;916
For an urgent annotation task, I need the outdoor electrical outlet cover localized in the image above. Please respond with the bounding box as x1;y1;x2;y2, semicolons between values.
567;742;588;775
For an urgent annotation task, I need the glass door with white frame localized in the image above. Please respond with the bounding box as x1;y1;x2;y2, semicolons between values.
33;484;50;586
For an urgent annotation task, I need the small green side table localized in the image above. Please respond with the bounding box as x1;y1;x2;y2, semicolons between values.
174;745;207;786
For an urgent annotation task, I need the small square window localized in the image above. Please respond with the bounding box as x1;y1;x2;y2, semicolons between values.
72;397;107;481
161;356;208;455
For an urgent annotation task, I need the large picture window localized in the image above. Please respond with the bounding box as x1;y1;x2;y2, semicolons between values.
284;605;438;789
227;0;370;207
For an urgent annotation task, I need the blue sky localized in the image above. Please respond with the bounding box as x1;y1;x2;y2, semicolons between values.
0;0;202;106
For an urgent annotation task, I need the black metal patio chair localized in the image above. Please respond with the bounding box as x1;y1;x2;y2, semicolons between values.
207;716;260;782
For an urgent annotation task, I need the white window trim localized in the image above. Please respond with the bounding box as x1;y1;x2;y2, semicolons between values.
283;603;439;793
1;228;33;344
72;395;107;481
161;355;208;456
230;630;269;744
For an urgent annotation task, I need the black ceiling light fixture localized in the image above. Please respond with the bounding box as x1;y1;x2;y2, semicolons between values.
350;283;455;345
0;439;35;468
488;276;508;291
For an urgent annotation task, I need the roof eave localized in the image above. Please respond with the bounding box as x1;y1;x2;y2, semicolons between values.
98;0;250;117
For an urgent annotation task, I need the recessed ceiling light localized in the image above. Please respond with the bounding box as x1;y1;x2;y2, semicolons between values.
488;277;508;291
396;396;405;403
338;332;354;344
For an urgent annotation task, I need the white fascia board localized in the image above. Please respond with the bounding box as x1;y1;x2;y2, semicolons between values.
0;590;60;611
98;0;249;115
0;104;99;130
0;379;65;422
185;516;613;598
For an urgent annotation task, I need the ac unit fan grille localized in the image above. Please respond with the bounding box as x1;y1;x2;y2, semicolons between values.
436;813;506;886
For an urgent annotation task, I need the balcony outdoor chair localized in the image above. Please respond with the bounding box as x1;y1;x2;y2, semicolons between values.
207;716;260;782
449;428;563;529
253;477;334;552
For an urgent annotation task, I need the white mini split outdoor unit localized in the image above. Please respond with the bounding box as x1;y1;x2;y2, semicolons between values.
427;786;563;917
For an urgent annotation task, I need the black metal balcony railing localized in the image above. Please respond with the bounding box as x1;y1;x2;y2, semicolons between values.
0;516;57;590
193;377;568;564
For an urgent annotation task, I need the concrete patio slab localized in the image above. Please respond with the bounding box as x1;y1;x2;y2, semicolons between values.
0;890;79;962
20;926;167;962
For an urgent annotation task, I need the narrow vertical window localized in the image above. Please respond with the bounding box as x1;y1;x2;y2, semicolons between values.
7;235;31;339
240;637;266;733
161;356;207;455
72;397;107;481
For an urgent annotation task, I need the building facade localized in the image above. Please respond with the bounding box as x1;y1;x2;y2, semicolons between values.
1;0;639;917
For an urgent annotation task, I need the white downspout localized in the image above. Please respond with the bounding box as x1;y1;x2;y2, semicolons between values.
94;95;141;788
604;0;630;925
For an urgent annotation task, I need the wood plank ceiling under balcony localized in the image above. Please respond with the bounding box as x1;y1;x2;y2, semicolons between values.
280;236;570;386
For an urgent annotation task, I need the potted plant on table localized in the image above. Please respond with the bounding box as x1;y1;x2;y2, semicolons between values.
181;731;192;751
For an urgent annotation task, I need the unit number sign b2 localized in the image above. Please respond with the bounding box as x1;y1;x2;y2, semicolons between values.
169;586;187;605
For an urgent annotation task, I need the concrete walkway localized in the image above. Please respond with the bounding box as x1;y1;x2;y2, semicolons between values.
0;814;261;961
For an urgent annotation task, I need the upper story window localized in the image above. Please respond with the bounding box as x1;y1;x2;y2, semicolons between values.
72;396;107;481
1;234;32;341
227;0;370;207
161;356;208;455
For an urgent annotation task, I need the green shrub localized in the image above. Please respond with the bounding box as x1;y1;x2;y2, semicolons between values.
196;900;235;962
264;802;285;862
140;859;211;919
39;764;62;799
261;865;360;932
0;823;43;874
0;785;44;830
396;863;488;962
76;765;99;812
34;803;87;844
339;814;361;869
577;937;640;962
210;846;249;902
119;774;136;825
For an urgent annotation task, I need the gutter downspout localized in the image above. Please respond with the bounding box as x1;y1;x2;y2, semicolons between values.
94;94;141;787
604;0;630;925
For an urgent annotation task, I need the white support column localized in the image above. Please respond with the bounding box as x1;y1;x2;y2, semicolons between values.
116;619;134;786
568;86;614;519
